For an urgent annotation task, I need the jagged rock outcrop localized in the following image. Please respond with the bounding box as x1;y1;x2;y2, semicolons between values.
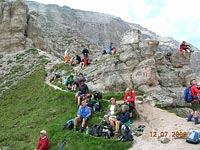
83;29;196;106
0;0;28;53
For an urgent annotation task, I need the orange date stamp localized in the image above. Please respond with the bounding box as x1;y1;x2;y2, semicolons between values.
150;131;188;138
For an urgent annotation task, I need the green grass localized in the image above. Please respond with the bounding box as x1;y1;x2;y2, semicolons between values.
0;67;132;150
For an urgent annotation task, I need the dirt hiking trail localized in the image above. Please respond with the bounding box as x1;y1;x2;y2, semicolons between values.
130;101;200;150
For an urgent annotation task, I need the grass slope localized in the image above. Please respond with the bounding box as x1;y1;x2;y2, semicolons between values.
0;67;132;150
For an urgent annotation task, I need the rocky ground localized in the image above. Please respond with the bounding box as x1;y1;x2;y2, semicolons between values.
130;101;200;150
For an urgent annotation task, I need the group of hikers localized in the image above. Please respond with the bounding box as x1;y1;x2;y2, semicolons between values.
102;42;118;55
73;87;136;135
64;47;90;68
64;42;118;69
35;40;199;149
36;73;136;149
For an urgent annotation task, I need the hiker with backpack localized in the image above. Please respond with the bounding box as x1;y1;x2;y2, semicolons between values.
187;79;200;124
110;105;130;136
35;130;49;150
104;97;120;125
179;41;193;57
75;80;89;107
73;100;91;132
124;87;136;118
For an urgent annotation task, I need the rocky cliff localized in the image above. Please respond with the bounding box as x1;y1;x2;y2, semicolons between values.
83;29;195;106
0;0;200;106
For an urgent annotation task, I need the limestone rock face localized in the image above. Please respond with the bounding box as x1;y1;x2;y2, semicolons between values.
83;29;195;106
0;0;28;53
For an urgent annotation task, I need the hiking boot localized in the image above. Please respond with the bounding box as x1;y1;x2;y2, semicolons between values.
187;119;192;122
79;128;84;133
195;122;200;125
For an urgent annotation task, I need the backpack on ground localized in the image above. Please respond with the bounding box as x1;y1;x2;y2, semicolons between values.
63;118;74;130
90;124;102;137
102;124;114;139
120;124;134;142
94;92;102;100
183;86;193;103
186;130;200;144
93;101;101;112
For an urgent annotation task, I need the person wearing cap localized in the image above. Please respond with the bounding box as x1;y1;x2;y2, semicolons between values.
75;79;89;107
36;130;49;150
104;97;120;124
112;105;130;134
73;100;91;132
123;87;136;118
188;79;200;124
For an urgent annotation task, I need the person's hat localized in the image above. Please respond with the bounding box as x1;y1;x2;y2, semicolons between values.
40;130;47;135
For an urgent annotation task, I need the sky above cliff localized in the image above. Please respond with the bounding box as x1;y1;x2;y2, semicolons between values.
32;0;200;49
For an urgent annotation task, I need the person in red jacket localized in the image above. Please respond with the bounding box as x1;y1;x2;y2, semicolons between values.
123;87;136;118
179;41;193;57
188;79;200;124
36;130;49;150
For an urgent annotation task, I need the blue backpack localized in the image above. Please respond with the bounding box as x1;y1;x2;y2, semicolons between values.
63;119;74;130
186;130;200;144
183;86;193;103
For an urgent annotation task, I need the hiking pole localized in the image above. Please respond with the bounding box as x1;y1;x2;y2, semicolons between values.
58;140;66;150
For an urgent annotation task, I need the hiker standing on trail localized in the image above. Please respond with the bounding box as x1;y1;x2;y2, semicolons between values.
188;79;200;124
64;49;69;64
124;87;136;118
36;130;49;150
179;41;193;57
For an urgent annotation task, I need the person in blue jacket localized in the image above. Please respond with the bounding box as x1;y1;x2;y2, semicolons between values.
73;100;91;132
107;42;113;54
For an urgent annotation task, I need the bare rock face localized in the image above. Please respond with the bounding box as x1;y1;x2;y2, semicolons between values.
0;0;28;53
83;29;195;106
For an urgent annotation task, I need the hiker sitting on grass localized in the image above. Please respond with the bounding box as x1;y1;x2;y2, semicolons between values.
64;73;74;91
75;80;89;107
104;97;120;125
36;130;49;150
110;105;130;135
124;87;136;118
73;100;91;132
51;68;60;81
